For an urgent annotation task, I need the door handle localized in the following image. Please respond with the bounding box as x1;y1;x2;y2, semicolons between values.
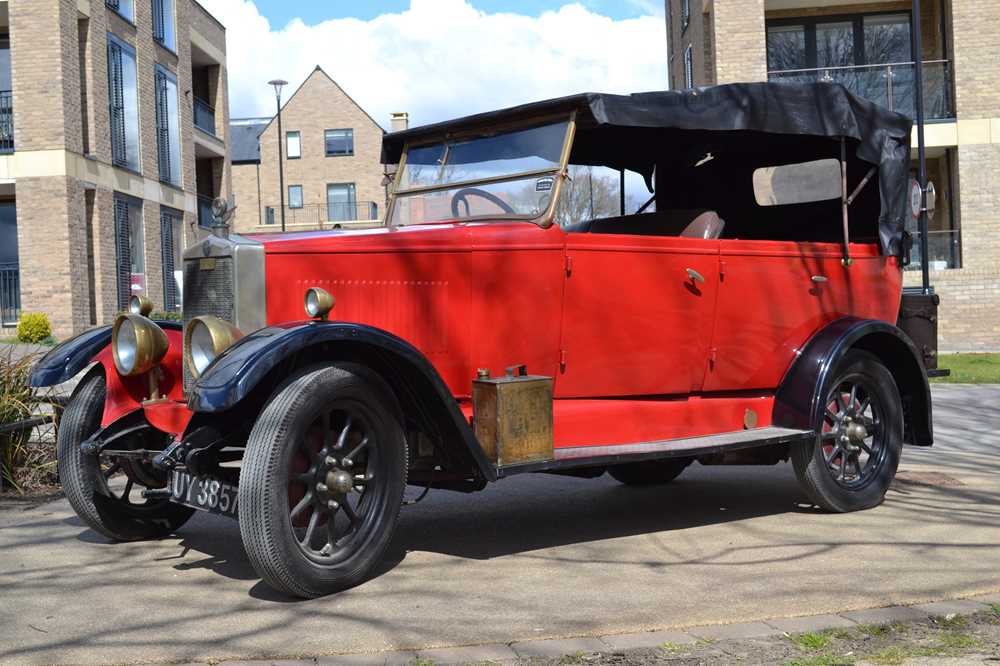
686;268;705;284
811;275;828;283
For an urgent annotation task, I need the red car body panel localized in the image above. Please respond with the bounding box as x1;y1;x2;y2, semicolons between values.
100;328;186;429
248;221;902;452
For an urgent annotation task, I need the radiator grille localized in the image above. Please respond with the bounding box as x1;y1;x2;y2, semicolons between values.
183;256;234;390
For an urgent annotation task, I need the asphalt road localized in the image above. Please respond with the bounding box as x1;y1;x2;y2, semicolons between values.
2;384;999;666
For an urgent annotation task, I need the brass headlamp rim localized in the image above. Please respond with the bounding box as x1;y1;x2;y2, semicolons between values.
304;287;335;320
184;315;244;378
111;313;169;377
128;294;155;317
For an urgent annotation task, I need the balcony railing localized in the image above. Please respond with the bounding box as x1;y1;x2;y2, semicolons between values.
905;228;961;271
262;202;381;229
768;60;954;120
0;262;20;326
0;91;13;154
193;97;216;136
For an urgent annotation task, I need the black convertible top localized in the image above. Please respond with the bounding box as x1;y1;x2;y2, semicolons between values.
382;83;913;256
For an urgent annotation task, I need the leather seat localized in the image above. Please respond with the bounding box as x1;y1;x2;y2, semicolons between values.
565;209;725;239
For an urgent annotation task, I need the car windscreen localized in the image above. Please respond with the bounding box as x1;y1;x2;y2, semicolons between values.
398;121;570;191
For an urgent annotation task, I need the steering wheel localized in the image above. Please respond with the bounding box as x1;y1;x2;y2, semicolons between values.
450;187;517;217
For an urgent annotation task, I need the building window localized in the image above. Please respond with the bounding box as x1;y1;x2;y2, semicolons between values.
681;0;690;32
286;131;301;159
160;207;183;311
265;206;276;225
152;0;176;52
684;44;694;89
113;194;144;310
106;0;135;23
288;185;303;209
107;34;140;172
327;183;357;222
154;65;181;186
325;129;354;157
907;149;961;271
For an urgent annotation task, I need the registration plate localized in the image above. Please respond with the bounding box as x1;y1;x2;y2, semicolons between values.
169;471;238;518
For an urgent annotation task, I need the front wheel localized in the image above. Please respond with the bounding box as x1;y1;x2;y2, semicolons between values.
58;372;195;541
792;350;903;512
238;364;407;599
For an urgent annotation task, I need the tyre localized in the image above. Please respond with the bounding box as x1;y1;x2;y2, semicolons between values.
608;458;692;485
238;363;408;599
792;350;903;513
58;371;195;541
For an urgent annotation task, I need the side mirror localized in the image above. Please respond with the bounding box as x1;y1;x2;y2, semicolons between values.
753;158;842;206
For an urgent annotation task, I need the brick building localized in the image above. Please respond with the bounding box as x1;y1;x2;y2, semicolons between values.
0;0;231;339
230;66;398;233
667;0;1000;351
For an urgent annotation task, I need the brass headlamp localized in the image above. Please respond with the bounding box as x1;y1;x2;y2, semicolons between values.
184;315;244;378
112;313;169;377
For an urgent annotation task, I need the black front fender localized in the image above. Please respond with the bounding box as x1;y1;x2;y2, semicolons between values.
189;321;496;481
773;317;933;446
29;321;183;388
29;326;113;387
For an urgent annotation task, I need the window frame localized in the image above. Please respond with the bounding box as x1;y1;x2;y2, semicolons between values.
326;182;357;222
765;10;913;73
160;206;184;311
681;0;690;33
154;64;182;186
107;33;141;173
152;0;177;53
288;185;304;209
324;128;355;157
105;0;136;24
286;130;301;159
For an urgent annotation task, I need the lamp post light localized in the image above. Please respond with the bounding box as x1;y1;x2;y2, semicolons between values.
268;79;289;232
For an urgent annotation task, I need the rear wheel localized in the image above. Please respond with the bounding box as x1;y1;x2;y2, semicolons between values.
238;364;407;599
58;372;194;541
609;458;692;485
792;350;903;512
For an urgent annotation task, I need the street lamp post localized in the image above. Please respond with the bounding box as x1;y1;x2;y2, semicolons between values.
268;79;289;232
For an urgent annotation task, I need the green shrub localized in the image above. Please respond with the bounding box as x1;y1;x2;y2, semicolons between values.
150;310;183;322
16;313;52;344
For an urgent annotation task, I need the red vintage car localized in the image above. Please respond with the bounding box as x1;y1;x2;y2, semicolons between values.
33;82;932;599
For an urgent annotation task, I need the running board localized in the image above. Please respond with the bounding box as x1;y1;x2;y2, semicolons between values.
498;426;814;477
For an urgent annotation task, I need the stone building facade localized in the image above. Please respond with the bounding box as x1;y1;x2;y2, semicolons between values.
666;0;1000;351
0;0;231;338
230;67;389;233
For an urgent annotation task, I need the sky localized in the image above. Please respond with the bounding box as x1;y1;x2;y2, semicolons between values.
198;0;668;130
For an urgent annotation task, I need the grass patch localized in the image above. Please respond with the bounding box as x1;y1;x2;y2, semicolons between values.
936;632;981;649
931;614;968;630
932;353;1000;384
989;604;1000;616
855;623;897;638
411;658;435;666
786;654;855;666
789;632;832;651
866;645;944;665
558;651;585;664
658;641;685;652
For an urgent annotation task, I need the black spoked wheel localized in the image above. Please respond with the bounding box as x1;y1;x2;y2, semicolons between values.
239;364;407;599
792;350;903;512
58;371;194;541
608;458;693;486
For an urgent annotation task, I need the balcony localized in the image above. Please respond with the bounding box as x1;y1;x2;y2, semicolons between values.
0;90;12;154
261;202;381;230
193;96;216;136
768;60;954;120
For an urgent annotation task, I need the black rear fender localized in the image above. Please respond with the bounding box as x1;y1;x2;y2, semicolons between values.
773;317;933;446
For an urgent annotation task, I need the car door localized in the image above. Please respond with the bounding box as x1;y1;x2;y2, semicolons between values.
556;232;720;398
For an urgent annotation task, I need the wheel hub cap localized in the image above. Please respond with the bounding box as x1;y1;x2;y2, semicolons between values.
325;469;354;495
846;421;868;443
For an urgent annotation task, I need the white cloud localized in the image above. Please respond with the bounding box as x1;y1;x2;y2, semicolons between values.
199;0;667;129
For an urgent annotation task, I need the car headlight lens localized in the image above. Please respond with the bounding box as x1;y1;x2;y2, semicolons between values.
304;287;335;319
184;316;244;378
112;314;168;376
